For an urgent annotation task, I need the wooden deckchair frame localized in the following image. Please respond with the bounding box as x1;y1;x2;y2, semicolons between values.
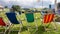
25;12;38;33
41;13;57;31
0;17;10;34
6;12;23;34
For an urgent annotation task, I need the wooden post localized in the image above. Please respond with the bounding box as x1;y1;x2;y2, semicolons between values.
55;0;57;13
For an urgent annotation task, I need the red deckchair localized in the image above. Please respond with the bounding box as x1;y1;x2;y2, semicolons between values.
0;18;6;26
43;14;57;31
43;14;55;24
0;17;9;34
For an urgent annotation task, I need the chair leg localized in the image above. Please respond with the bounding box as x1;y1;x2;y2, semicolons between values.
35;19;38;31
27;26;30;32
42;23;47;31
54;22;58;30
51;22;58;30
4;30;6;34
8;29;11;34
8;24;12;34
4;28;7;34
18;21;23;34
27;23;30;32
18;24;22;34
41;21;46;31
18;26;22;34
53;18;58;30
4;25;9;34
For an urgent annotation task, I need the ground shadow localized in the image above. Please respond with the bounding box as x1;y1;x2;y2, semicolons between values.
34;25;45;34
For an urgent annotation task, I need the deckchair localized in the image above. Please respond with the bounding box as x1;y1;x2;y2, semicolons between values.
25;12;38;32
57;10;60;15
6;12;23;34
0;17;9;34
42;13;57;31
55;11;60;26
25;12;34;22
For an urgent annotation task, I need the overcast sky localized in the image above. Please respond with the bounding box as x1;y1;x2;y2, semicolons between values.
0;0;60;8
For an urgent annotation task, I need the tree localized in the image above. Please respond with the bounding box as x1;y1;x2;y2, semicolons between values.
12;5;21;11
43;8;48;10
4;6;8;8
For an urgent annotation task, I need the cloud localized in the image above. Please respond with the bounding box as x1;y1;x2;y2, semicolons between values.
0;0;37;8
0;0;58;8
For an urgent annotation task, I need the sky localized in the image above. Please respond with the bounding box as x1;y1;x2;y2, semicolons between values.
0;0;60;8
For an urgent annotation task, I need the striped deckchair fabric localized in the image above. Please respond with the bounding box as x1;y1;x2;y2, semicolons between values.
0;17;6;26
43;14;55;23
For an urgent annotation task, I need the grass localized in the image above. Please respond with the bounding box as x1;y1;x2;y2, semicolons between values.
0;12;60;34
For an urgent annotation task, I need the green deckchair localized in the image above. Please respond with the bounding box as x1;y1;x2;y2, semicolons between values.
25;12;38;33
25;13;34;22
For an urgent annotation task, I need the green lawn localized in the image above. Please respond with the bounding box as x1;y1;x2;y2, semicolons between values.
0;12;60;34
